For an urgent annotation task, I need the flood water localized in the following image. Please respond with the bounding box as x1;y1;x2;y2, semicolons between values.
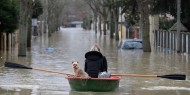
0;28;190;95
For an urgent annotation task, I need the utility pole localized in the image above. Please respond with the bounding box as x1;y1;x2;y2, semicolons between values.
176;0;181;52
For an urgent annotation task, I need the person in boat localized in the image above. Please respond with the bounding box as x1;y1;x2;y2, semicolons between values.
84;44;108;78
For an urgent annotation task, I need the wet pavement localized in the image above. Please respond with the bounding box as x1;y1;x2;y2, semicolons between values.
0;27;190;95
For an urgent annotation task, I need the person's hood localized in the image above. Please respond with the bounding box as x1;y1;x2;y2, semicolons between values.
85;51;103;61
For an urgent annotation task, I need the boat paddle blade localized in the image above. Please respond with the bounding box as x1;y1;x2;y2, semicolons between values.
4;62;32;69
158;74;186;80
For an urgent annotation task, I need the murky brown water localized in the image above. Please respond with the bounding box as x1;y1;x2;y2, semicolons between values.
0;28;190;95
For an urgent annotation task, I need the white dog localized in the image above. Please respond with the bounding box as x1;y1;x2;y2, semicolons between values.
72;61;89;78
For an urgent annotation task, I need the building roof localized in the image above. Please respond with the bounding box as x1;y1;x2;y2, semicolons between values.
168;22;188;32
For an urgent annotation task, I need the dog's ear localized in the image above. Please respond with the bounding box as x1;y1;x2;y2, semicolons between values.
72;61;74;64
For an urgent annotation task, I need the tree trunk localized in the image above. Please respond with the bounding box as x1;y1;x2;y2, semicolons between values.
94;12;98;34
0;33;3;50
3;33;6;50
115;20;119;40
6;33;9;50
102;8;107;35
136;0;151;52
114;8;119;41
103;20;107;35
98;16;102;34
18;0;32;56
27;16;32;47
47;0;52;37
27;0;32;48
110;10;114;39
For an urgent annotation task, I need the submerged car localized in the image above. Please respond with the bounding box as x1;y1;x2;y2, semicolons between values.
120;39;143;49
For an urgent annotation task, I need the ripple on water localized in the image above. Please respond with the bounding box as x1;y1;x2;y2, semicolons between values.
0;85;40;94
142;86;190;90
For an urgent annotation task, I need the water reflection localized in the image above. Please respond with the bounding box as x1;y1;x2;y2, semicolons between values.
69;91;122;95
0;27;190;95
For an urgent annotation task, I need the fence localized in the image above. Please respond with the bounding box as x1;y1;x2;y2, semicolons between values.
153;30;190;54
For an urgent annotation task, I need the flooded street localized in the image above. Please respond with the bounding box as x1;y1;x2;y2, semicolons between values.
0;28;190;95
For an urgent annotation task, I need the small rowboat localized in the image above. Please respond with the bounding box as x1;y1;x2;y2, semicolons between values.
65;76;121;92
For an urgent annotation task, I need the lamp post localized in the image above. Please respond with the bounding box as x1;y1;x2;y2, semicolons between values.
176;0;181;52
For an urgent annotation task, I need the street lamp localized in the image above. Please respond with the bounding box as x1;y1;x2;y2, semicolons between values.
176;0;181;52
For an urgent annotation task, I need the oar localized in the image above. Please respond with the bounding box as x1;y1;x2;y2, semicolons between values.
111;74;186;80
4;62;74;76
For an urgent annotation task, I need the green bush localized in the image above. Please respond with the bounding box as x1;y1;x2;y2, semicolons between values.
159;19;176;30
32;0;43;18
0;0;19;33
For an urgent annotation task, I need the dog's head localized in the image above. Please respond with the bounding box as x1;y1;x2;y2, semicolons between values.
72;61;79;70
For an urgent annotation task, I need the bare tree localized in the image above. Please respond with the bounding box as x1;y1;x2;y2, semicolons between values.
47;0;67;36
83;0;110;35
38;0;66;37
83;0;99;33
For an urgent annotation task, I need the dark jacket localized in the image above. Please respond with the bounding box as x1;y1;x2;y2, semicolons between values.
84;51;107;78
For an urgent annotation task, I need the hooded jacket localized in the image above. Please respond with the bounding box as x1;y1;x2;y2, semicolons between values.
84;51;107;78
